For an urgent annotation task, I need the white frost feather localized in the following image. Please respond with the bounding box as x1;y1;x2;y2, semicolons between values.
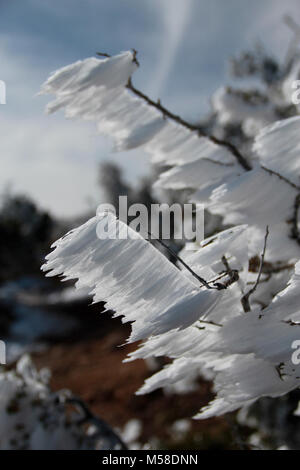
42;212;221;342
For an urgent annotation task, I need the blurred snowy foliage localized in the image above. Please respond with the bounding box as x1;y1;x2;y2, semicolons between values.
0;355;127;450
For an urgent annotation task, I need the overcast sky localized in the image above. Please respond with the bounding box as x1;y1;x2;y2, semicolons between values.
0;0;300;217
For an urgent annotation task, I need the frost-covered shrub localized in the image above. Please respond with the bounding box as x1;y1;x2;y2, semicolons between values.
39;44;300;425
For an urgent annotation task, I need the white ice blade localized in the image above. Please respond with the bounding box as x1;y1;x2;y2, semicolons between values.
42;213;221;342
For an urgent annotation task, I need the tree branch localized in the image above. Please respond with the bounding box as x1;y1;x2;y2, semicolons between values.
97;52;300;196
291;193;300;244
198;319;223;328
128;78;300;190
148;233;240;292
261;165;300;191
127;78;252;171
147;231;214;289
241;226;269;312
96;50;251;171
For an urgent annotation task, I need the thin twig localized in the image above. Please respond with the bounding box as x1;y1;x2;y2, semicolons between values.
127;78;252;171
198;319;223;328
261;165;300;191
220;255;240;288
207;271;230;285
96;51;300;195
241;226;269;312
147;231;214;290
96;50;251;171
148;232;240;292
96;52;111;58
291;193;300;243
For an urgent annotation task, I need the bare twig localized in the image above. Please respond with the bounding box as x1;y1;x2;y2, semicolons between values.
207;271;230;285
96;52;111;58
148;231;241;293
147;231;214;290
96;51;300;196
261;165;300;191
220;255;240;287
282;319;300;326
241;226;269;312
206;258;240;291
96;50;251;171
275;363;286;382
291;193;300;244
127;78;252;171
96;49;300;257
198;319;223;328
131;48;140;66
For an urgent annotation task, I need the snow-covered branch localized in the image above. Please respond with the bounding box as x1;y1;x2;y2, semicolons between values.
40;50;300;421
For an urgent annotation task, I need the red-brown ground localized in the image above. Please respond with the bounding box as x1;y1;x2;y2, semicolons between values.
31;304;237;449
